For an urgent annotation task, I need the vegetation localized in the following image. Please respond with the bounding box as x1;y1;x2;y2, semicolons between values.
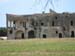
0;38;75;56
0;27;7;36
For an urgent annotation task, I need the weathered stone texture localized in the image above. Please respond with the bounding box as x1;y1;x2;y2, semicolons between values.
6;13;75;39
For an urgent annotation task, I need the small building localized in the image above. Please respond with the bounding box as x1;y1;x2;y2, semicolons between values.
6;12;75;39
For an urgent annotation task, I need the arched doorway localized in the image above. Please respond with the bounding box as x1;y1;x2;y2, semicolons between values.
71;31;74;37
15;31;24;39
59;33;62;38
43;34;46;38
28;30;35;38
22;33;24;39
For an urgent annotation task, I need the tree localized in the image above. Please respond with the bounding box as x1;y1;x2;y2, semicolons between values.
0;27;7;36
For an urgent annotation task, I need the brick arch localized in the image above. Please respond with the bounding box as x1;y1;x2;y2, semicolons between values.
15;30;24;39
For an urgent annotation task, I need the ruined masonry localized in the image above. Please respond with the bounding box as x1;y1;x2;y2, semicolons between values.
6;11;75;39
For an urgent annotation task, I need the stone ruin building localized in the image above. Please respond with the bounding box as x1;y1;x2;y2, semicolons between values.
6;11;75;39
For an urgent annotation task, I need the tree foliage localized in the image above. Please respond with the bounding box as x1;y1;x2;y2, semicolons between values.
0;27;7;36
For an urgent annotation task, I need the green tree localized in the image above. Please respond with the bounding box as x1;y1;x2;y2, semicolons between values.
0;27;7;36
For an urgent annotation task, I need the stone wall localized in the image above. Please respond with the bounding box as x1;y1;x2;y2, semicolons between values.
6;13;75;39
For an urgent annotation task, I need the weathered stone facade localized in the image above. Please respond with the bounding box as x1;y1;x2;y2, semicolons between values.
6;12;75;39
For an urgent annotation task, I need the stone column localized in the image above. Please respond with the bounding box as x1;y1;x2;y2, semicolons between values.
6;14;8;38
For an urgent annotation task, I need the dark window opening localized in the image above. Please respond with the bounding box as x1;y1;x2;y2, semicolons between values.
41;23;44;26
13;21;15;24
71;31;74;37
43;34;46;38
52;21;54;26
71;21;73;26
10;30;12;34
23;22;27;30
56;31;58;34
55;16;57;20
59;33;62;38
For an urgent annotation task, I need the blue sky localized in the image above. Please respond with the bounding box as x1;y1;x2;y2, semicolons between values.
0;0;75;27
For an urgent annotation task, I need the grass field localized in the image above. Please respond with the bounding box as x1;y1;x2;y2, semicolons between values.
0;38;75;56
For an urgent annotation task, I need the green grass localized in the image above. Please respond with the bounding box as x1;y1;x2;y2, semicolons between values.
0;38;75;56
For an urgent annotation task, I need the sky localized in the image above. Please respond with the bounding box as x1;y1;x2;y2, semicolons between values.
0;0;75;27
